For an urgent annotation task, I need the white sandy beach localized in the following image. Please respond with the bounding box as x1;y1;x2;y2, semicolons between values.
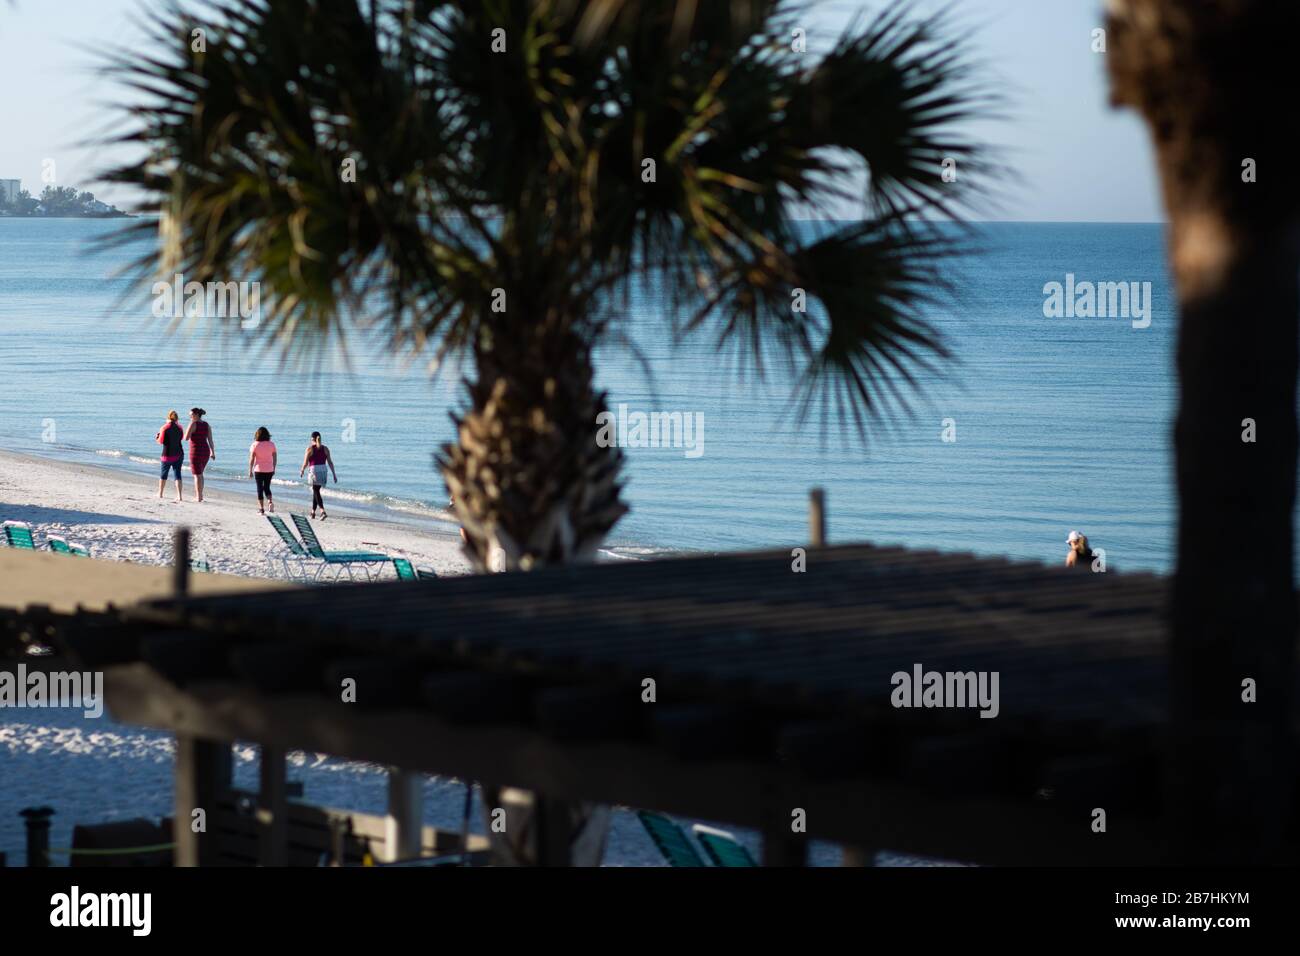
0;448;473;582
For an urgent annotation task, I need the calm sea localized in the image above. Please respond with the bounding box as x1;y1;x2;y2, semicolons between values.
0;218;1178;569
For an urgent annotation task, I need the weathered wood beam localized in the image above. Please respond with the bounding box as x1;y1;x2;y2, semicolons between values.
421;671;530;724
651;703;763;760
229;641;327;693
142;632;234;685
532;684;643;741
324;657;424;708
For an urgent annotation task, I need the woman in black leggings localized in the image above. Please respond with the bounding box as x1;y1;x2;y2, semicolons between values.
247;426;278;514
299;432;338;519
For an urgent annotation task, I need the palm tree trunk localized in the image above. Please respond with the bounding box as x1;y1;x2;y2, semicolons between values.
1107;0;1300;863
440;323;627;573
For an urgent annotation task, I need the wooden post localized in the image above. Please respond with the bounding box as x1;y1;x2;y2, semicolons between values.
533;796;573;867
173;527;191;598
328;816;348;867
762;828;809;867
384;768;423;863
840;846;875;866
258;746;289;866
759;779;808;867
809;488;826;547
20;806;53;867
460;781;475;863
174;736;231;866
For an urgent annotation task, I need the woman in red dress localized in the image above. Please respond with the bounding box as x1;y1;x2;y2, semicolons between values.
183;408;216;502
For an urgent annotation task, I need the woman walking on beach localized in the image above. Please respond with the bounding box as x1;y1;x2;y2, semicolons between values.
156;410;185;501
248;426;277;514
183;408;215;502
299;432;338;519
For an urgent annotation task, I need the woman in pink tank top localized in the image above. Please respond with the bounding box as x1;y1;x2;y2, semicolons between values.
247;426;277;514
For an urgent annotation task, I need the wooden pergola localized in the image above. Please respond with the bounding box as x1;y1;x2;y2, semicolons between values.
5;541;1297;865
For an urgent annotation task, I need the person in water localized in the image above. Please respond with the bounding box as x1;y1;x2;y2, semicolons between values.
299;432;338;519
1065;530;1095;569
156;410;185;501
248;426;278;514
183;407;216;502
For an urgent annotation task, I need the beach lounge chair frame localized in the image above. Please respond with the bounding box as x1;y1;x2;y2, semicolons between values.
636;811;758;867
393;558;438;582
3;520;37;551
264;515;319;583
692;824;758;867
636;811;706;867
290;513;390;582
45;536;91;557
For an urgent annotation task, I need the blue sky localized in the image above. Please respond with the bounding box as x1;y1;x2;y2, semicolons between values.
0;0;1163;221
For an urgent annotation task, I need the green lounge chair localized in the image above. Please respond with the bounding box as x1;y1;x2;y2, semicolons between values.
636;811;705;867
291;513;390;581
692;824;758;867
265;515;316;581
3;521;36;550
393;559;437;581
46;536;90;556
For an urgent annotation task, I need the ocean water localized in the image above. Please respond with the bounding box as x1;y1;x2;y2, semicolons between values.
0;217;1178;568
1;218;1177;863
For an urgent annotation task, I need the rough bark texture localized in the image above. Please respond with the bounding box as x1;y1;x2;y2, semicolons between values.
1107;0;1300;863
439;322;627;573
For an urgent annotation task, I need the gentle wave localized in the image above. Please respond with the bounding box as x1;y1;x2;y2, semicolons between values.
95;449;156;466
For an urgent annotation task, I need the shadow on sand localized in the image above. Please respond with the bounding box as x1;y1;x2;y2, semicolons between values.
0;502;165;527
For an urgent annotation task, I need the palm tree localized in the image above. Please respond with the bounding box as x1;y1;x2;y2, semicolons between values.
1106;0;1300;863
103;0;988;573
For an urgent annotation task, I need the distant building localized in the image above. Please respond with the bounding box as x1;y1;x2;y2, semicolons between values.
86;199;112;214
0;179;20;205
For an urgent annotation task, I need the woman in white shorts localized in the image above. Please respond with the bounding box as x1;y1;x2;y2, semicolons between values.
299;431;338;519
